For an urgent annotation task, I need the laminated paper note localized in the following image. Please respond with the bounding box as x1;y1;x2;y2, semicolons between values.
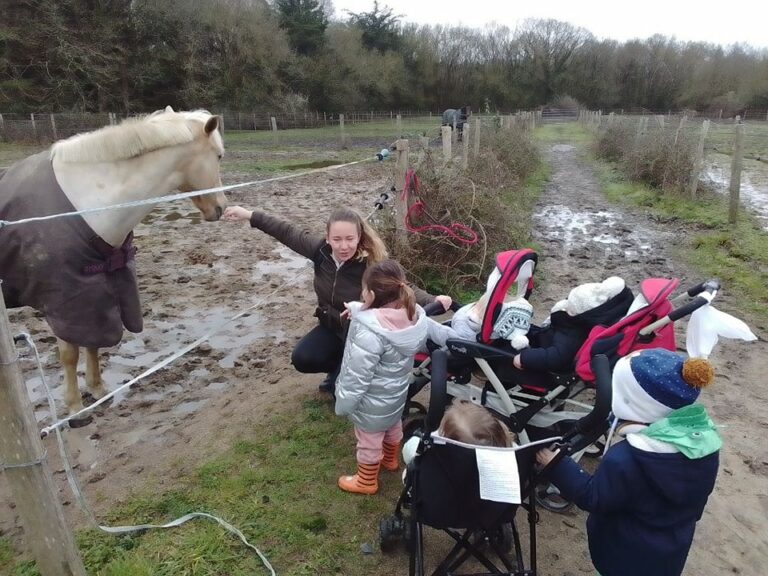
475;448;521;504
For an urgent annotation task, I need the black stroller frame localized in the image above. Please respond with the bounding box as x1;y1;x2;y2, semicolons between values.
381;349;615;576
411;249;722;449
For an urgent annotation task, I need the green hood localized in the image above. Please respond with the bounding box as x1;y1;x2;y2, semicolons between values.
640;404;722;459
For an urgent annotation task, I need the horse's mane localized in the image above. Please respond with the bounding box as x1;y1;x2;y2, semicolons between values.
50;109;214;164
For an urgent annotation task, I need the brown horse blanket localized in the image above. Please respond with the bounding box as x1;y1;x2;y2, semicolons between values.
0;152;142;348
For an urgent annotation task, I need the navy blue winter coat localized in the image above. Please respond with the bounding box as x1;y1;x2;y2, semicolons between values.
519;287;633;372
548;440;719;576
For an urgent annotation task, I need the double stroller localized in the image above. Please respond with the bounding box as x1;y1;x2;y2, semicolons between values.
409;249;719;444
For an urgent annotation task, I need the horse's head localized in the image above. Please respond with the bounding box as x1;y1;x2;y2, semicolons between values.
177;110;227;221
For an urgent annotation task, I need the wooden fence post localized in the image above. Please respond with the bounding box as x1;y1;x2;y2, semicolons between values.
728;120;745;225
418;135;430;163
339;113;347;148
462;121;470;169
270;116;278;143
441;125;452;162
0;114;4;137
49;114;57;141
473;117;481;157
673;115;687;146
30;114;37;141
0;289;87;576
689;120;710;199
396;114;402;135
394;139;409;241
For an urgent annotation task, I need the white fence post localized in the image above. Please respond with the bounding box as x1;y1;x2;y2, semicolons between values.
473;117;481;157
441;125;452;162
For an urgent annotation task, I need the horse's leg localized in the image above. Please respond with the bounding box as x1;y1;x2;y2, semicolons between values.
58;338;83;414
85;348;108;400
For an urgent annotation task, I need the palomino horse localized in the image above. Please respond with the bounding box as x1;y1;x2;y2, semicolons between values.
0;107;227;424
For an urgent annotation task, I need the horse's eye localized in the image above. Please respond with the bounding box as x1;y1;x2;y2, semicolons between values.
217;154;223;160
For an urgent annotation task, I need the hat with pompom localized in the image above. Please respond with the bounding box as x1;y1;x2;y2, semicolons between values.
612;348;714;424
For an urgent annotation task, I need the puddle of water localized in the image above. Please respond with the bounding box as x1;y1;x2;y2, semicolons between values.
252;246;310;282
552;144;575;152
534;205;621;247
592;233;620;244
206;381;229;392
704;159;768;229
172;399;208;415
280;160;342;170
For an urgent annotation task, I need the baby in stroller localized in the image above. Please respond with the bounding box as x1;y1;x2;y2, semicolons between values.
423;248;634;392
504;275;634;390
426;268;534;351
403;400;514;467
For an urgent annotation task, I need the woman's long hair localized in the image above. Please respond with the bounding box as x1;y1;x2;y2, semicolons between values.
327;207;387;264
362;259;416;321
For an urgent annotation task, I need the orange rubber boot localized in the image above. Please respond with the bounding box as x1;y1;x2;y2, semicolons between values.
338;462;379;494
381;441;400;472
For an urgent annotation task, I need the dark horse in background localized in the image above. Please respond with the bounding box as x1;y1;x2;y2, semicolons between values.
441;106;471;142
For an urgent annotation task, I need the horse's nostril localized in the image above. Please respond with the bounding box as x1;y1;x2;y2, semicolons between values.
215;205;223;220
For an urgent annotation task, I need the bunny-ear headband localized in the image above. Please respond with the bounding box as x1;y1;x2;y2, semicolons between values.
686;291;757;359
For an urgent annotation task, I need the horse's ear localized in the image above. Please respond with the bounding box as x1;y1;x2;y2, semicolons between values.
165;105;174;113
204;115;220;135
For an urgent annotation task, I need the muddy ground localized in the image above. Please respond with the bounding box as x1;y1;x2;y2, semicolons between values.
2;140;767;575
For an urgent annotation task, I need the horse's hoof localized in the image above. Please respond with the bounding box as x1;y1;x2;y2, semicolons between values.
82;391;112;409
68;414;93;428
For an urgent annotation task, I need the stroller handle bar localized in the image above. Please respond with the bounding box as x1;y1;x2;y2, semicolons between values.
540;354;613;476
640;279;719;337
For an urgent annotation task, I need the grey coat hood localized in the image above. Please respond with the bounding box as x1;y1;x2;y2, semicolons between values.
335;303;428;432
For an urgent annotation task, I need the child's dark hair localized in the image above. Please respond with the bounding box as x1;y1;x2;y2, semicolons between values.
362;259;416;320
440;400;513;447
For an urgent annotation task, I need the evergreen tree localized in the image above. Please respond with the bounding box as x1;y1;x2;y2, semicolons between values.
275;0;328;56
347;1;401;53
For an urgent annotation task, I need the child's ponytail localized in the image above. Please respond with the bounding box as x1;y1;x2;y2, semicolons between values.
399;282;416;321
363;259;417;320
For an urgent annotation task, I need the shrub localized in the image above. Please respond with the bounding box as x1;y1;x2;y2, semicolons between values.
595;118;696;195
377;125;540;298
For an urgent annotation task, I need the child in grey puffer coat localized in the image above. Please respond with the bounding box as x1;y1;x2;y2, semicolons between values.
335;260;428;494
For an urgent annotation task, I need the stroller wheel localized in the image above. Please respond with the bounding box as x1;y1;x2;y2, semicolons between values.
379;515;408;554
536;483;575;514
489;523;514;552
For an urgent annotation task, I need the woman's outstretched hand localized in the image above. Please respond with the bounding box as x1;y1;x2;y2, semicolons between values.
223;206;253;222
435;295;452;311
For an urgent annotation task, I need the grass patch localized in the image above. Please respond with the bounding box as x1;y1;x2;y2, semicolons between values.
594;159;768;320
0;142;45;167
0;538;38;576
535;122;592;145
1;398;411;576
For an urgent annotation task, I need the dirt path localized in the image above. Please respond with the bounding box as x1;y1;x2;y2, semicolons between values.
2;140;766;575
529;143;768;576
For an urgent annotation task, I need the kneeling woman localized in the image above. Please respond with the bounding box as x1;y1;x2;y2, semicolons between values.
223;205;449;393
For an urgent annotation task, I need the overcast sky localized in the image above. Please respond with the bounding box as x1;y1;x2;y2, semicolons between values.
330;0;768;49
